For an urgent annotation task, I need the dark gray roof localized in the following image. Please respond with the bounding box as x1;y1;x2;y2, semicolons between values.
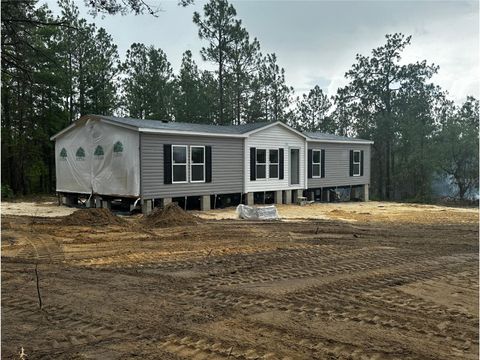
97;115;271;135
304;131;372;143
87;115;371;143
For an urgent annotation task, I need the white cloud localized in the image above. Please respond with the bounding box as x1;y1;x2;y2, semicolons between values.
42;0;479;104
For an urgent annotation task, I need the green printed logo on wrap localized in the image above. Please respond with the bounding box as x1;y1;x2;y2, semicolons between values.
76;147;85;160
94;145;104;157
113;141;123;155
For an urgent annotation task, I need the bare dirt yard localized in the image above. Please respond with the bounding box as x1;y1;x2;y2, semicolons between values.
1;200;478;359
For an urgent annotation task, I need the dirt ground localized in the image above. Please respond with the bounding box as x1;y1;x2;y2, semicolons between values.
1;201;479;359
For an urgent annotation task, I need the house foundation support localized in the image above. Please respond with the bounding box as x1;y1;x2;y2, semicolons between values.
363;184;369;202
274;190;283;205
323;188;331;203
102;200;112;210
163;197;172;207
142;199;152;215
246;192;254;205
307;190;315;201
201;195;211;211
284;190;292;204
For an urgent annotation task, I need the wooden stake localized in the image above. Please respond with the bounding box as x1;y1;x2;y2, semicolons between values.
35;263;42;309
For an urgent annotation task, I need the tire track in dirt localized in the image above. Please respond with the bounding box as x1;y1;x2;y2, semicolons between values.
157;333;281;360
1;296;166;357
189;250;451;289
171;259;478;353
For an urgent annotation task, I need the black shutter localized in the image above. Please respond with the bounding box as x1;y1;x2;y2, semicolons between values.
307;149;313;178
206;146;212;183
321;149;325;178
360;150;364;176
349;150;354;177
250;147;256;181
164;144;172;184
279;148;284;180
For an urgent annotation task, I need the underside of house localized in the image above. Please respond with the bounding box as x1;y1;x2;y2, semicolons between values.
51;115;373;213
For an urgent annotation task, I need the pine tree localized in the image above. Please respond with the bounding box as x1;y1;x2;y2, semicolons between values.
122;43;175;120
296;85;333;132
193;0;238;124
257;53;293;122
337;33;439;199
226;22;260;125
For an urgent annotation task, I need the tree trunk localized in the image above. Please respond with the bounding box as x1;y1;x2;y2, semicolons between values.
386;140;391;200
236;75;241;125
68;52;74;123
218;28;224;125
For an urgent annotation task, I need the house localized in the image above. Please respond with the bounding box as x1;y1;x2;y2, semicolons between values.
51;115;373;213
305;132;372;202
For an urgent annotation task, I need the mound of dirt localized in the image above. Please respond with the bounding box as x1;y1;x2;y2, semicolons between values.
62;208;126;226
143;203;200;228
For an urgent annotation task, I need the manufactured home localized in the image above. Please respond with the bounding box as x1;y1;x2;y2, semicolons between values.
51;115;373;213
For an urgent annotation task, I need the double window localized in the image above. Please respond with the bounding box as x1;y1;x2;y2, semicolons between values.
255;148;280;179
353;150;361;176
312;150;322;177
172;145;206;183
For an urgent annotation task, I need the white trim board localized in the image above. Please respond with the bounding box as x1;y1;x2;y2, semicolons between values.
308;139;374;145
242;121;308;139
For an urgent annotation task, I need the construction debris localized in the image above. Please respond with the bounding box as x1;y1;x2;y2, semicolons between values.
236;204;279;220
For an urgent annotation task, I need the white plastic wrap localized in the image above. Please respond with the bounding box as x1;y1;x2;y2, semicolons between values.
55;119;140;197
236;204;279;220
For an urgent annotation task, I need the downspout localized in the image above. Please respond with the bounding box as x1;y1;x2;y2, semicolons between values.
242;135;247;197
304;137;308;190
138;132;142;200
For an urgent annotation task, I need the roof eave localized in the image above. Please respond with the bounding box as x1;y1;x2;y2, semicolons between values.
138;128;246;138
50;115;138;140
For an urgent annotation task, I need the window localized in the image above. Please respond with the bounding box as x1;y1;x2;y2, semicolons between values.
312;150;321;177
353;150;361;176
256;149;266;179
172;145;187;183
190;146;205;182
269;149;279;178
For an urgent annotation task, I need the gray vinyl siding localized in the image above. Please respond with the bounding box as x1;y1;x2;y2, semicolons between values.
140;133;244;199
307;142;371;188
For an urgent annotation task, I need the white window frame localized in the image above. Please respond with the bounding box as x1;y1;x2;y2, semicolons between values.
256;148;267;180
268;149;279;179
190;145;206;183
312;149;322;178
172;145;188;184
353;150;361;177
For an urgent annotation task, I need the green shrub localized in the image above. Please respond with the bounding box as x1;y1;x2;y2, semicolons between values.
1;184;14;200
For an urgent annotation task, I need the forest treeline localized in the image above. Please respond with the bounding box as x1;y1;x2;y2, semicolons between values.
1;0;478;201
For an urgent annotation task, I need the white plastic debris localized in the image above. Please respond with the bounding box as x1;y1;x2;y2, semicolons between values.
236;204;279;220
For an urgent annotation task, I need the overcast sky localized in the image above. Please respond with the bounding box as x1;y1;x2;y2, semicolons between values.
45;0;479;103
